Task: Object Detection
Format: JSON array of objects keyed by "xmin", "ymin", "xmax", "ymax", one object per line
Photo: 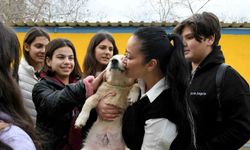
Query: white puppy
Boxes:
[{"xmin": 75, "ymin": 54, "xmax": 140, "ymax": 150}]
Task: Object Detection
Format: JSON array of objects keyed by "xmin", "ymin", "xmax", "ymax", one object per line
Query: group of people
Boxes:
[{"xmin": 0, "ymin": 11, "xmax": 249, "ymax": 150}]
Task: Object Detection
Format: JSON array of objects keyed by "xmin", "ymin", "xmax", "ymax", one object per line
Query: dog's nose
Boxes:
[{"xmin": 111, "ymin": 59, "xmax": 118, "ymax": 65}]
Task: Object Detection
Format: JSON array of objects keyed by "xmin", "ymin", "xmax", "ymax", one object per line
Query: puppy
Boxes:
[{"xmin": 75, "ymin": 54, "xmax": 140, "ymax": 150}]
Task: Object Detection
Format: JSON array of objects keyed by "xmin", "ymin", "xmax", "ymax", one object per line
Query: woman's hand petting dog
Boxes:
[
  {"xmin": 96, "ymin": 92, "xmax": 123, "ymax": 121},
  {"xmin": 92, "ymin": 70, "xmax": 106, "ymax": 92},
  {"xmin": 83, "ymin": 70, "xmax": 106, "ymax": 97}
]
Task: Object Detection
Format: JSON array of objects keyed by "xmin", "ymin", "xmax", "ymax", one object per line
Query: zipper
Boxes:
[{"xmin": 189, "ymin": 67, "xmax": 199, "ymax": 86}]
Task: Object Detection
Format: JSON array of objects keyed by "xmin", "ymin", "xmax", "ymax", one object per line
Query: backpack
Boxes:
[{"xmin": 216, "ymin": 63, "xmax": 229, "ymax": 122}]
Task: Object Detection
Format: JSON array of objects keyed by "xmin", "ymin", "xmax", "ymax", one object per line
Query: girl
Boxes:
[
  {"xmin": 81, "ymin": 31, "xmax": 121, "ymax": 144},
  {"xmin": 32, "ymin": 38, "xmax": 103, "ymax": 150},
  {"xmin": 82, "ymin": 31, "xmax": 119, "ymax": 77},
  {"xmin": 0, "ymin": 21, "xmax": 41, "ymax": 150},
  {"xmin": 19, "ymin": 27, "xmax": 50, "ymax": 124}
]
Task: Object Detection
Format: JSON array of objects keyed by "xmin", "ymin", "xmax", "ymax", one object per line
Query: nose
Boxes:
[
  {"xmin": 64, "ymin": 57, "xmax": 71, "ymax": 64},
  {"xmin": 104, "ymin": 47, "xmax": 110, "ymax": 53},
  {"xmin": 122, "ymin": 57, "xmax": 127, "ymax": 67},
  {"xmin": 183, "ymin": 39, "xmax": 187, "ymax": 47},
  {"xmin": 41, "ymin": 46, "xmax": 46, "ymax": 53},
  {"xmin": 111, "ymin": 59, "xmax": 118, "ymax": 65},
  {"xmin": 106, "ymin": 48, "xmax": 113, "ymax": 55}
]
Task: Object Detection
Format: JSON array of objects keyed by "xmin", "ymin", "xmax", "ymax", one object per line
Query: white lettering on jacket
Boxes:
[{"xmin": 190, "ymin": 92, "xmax": 207, "ymax": 96}]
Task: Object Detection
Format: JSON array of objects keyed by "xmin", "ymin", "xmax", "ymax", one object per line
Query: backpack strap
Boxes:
[{"xmin": 216, "ymin": 63, "xmax": 229, "ymax": 122}]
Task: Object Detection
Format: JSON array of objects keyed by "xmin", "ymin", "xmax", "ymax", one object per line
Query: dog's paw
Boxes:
[
  {"xmin": 74, "ymin": 118, "xmax": 84, "ymax": 128},
  {"xmin": 128, "ymin": 95, "xmax": 138, "ymax": 104},
  {"xmin": 128, "ymin": 95, "xmax": 138, "ymax": 105},
  {"xmin": 75, "ymin": 117, "xmax": 87, "ymax": 128},
  {"xmin": 128, "ymin": 83, "xmax": 140, "ymax": 105},
  {"xmin": 74, "ymin": 114, "xmax": 89, "ymax": 128}
]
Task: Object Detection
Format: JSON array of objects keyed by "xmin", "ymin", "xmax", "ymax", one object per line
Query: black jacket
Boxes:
[
  {"xmin": 189, "ymin": 46, "xmax": 250, "ymax": 150},
  {"xmin": 32, "ymin": 76, "xmax": 86, "ymax": 150}
]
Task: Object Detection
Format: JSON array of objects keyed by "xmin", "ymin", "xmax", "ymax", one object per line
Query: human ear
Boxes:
[
  {"xmin": 24, "ymin": 43, "xmax": 30, "ymax": 52},
  {"xmin": 46, "ymin": 57, "xmax": 51, "ymax": 67},
  {"xmin": 207, "ymin": 34, "xmax": 215, "ymax": 46},
  {"xmin": 146, "ymin": 59, "xmax": 157, "ymax": 72}
]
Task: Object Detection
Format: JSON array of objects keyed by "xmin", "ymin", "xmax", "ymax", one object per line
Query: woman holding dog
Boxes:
[
  {"xmin": 32, "ymin": 38, "xmax": 103, "ymax": 150},
  {"xmin": 121, "ymin": 27, "xmax": 196, "ymax": 150}
]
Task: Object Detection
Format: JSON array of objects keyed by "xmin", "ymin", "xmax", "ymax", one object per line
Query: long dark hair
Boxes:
[
  {"xmin": 82, "ymin": 31, "xmax": 119, "ymax": 77},
  {"xmin": 23, "ymin": 27, "xmax": 50, "ymax": 65},
  {"xmin": 133, "ymin": 26, "xmax": 196, "ymax": 148},
  {"xmin": 43, "ymin": 38, "xmax": 82, "ymax": 79},
  {"xmin": 0, "ymin": 21, "xmax": 42, "ymax": 149},
  {"xmin": 0, "ymin": 141, "xmax": 13, "ymax": 150}
]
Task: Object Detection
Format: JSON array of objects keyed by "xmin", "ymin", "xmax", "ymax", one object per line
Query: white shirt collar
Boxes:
[{"xmin": 139, "ymin": 77, "xmax": 169, "ymax": 103}]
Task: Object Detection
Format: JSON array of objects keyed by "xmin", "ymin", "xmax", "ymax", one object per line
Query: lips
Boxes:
[
  {"xmin": 61, "ymin": 67, "xmax": 72, "ymax": 72},
  {"xmin": 101, "ymin": 57, "xmax": 110, "ymax": 61},
  {"xmin": 184, "ymin": 49, "xmax": 189, "ymax": 55},
  {"xmin": 37, "ymin": 54, "xmax": 45, "ymax": 59},
  {"xmin": 38, "ymin": 56, "xmax": 45, "ymax": 59}
]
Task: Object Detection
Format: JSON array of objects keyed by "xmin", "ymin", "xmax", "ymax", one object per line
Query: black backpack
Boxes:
[{"xmin": 216, "ymin": 63, "xmax": 229, "ymax": 122}]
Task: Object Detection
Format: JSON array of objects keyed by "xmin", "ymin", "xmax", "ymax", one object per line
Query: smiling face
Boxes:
[
  {"xmin": 25, "ymin": 36, "xmax": 49, "ymax": 69},
  {"xmin": 95, "ymin": 38, "xmax": 114, "ymax": 68},
  {"xmin": 46, "ymin": 46, "xmax": 75, "ymax": 82}
]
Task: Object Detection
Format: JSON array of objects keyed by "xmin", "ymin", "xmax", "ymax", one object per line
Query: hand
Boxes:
[
  {"xmin": 83, "ymin": 70, "xmax": 105, "ymax": 97},
  {"xmin": 96, "ymin": 92, "xmax": 122, "ymax": 121},
  {"xmin": 92, "ymin": 70, "xmax": 105, "ymax": 92},
  {"xmin": 83, "ymin": 76, "xmax": 95, "ymax": 97}
]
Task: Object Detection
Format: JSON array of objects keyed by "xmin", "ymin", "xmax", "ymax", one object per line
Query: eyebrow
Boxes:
[
  {"xmin": 56, "ymin": 53, "xmax": 74, "ymax": 56},
  {"xmin": 99, "ymin": 44, "xmax": 112, "ymax": 46},
  {"xmin": 183, "ymin": 32, "xmax": 194, "ymax": 38},
  {"xmin": 34, "ymin": 43, "xmax": 44, "ymax": 45}
]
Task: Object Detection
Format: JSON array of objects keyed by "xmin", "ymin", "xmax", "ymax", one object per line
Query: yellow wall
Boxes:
[
  {"xmin": 220, "ymin": 35, "xmax": 250, "ymax": 84},
  {"xmin": 16, "ymin": 33, "xmax": 250, "ymax": 84}
]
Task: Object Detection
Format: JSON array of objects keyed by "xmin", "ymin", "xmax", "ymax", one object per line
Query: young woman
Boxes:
[
  {"xmin": 82, "ymin": 31, "xmax": 119, "ymax": 77},
  {"xmin": 32, "ymin": 38, "xmax": 103, "ymax": 150},
  {"xmin": 18, "ymin": 27, "xmax": 50, "ymax": 124},
  {"xmin": 0, "ymin": 21, "xmax": 41, "ymax": 150},
  {"xmin": 121, "ymin": 27, "xmax": 196, "ymax": 150},
  {"xmin": 82, "ymin": 30, "xmax": 121, "ymax": 141}
]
